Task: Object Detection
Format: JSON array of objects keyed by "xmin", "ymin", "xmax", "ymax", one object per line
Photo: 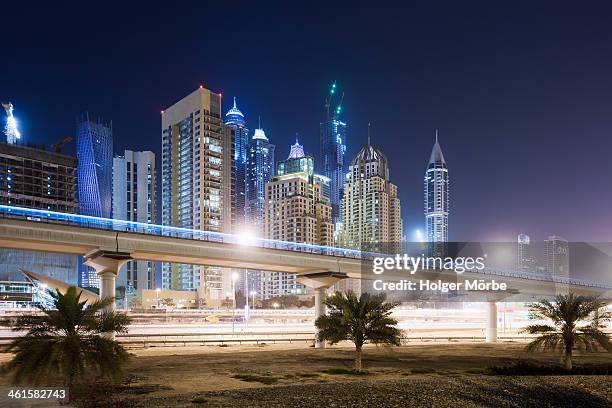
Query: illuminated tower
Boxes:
[
  {"xmin": 424, "ymin": 131, "xmax": 449, "ymax": 244},
  {"xmin": 245, "ymin": 127, "xmax": 275, "ymax": 233},
  {"xmin": 225, "ymin": 97, "xmax": 249, "ymax": 227},
  {"xmin": 76, "ymin": 113, "xmax": 113, "ymax": 218},
  {"xmin": 76, "ymin": 113, "xmax": 113, "ymax": 288},
  {"xmin": 161, "ymin": 87, "xmax": 235, "ymax": 302},
  {"xmin": 319, "ymin": 82, "xmax": 347, "ymax": 224}
]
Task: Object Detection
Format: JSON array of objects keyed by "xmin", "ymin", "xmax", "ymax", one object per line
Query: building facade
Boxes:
[
  {"xmin": 161, "ymin": 87, "xmax": 235, "ymax": 303},
  {"xmin": 319, "ymin": 113, "xmax": 347, "ymax": 225},
  {"xmin": 424, "ymin": 132, "xmax": 449, "ymax": 245},
  {"xmin": 342, "ymin": 139, "xmax": 403, "ymax": 246},
  {"xmin": 0, "ymin": 142, "xmax": 79, "ymax": 286},
  {"xmin": 225, "ymin": 98, "xmax": 249, "ymax": 228},
  {"xmin": 262, "ymin": 141, "xmax": 334, "ymax": 298},
  {"xmin": 76, "ymin": 114, "xmax": 113, "ymax": 218},
  {"xmin": 112, "ymin": 150, "xmax": 156, "ymax": 295},
  {"xmin": 245, "ymin": 128, "xmax": 275, "ymax": 232},
  {"xmin": 544, "ymin": 235, "xmax": 570, "ymax": 277}
]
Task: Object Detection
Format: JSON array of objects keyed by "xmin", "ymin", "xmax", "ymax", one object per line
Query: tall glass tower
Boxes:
[
  {"xmin": 245, "ymin": 128, "xmax": 275, "ymax": 232},
  {"xmin": 424, "ymin": 131, "xmax": 449, "ymax": 244},
  {"xmin": 76, "ymin": 114, "xmax": 113, "ymax": 218},
  {"xmin": 319, "ymin": 82, "xmax": 347, "ymax": 224},
  {"xmin": 76, "ymin": 113, "xmax": 113, "ymax": 288},
  {"xmin": 225, "ymin": 98, "xmax": 249, "ymax": 227}
]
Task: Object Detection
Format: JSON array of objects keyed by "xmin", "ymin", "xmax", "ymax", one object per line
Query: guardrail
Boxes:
[{"xmin": 0, "ymin": 333, "xmax": 542, "ymax": 349}]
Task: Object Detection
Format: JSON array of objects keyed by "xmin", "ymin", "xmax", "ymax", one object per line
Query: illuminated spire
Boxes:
[
  {"xmin": 367, "ymin": 122, "xmax": 371, "ymax": 146},
  {"xmin": 225, "ymin": 97, "xmax": 244, "ymax": 119},
  {"xmin": 288, "ymin": 139, "xmax": 305, "ymax": 159},
  {"xmin": 428, "ymin": 130, "xmax": 446, "ymax": 165}
]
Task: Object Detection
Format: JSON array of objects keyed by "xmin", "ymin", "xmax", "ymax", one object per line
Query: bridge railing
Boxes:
[{"xmin": 0, "ymin": 205, "xmax": 368, "ymax": 260}]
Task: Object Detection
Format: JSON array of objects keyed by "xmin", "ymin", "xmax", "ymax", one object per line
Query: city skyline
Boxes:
[{"xmin": 3, "ymin": 3, "xmax": 612, "ymax": 242}]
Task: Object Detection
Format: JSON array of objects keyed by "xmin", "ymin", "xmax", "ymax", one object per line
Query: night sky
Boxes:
[{"xmin": 3, "ymin": 2, "xmax": 612, "ymax": 242}]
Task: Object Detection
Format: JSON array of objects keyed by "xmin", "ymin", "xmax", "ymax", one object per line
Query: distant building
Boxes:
[
  {"xmin": 0, "ymin": 142, "xmax": 79, "ymax": 286},
  {"xmin": 161, "ymin": 87, "xmax": 235, "ymax": 304},
  {"xmin": 517, "ymin": 233, "xmax": 535, "ymax": 272},
  {"xmin": 245, "ymin": 128, "xmax": 275, "ymax": 232},
  {"xmin": 112, "ymin": 150, "xmax": 156, "ymax": 295},
  {"xmin": 225, "ymin": 98, "xmax": 249, "ymax": 228},
  {"xmin": 545, "ymin": 235, "xmax": 569, "ymax": 277},
  {"xmin": 319, "ymin": 82, "xmax": 347, "ymax": 224},
  {"xmin": 262, "ymin": 140, "xmax": 334, "ymax": 298},
  {"xmin": 424, "ymin": 131, "xmax": 449, "ymax": 247}
]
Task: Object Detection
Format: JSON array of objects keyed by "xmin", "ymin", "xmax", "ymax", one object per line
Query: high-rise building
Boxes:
[
  {"xmin": 76, "ymin": 114, "xmax": 113, "ymax": 218},
  {"xmin": 225, "ymin": 98, "xmax": 249, "ymax": 228},
  {"xmin": 112, "ymin": 150, "xmax": 156, "ymax": 295},
  {"xmin": 342, "ymin": 136, "xmax": 403, "ymax": 248},
  {"xmin": 319, "ymin": 82, "xmax": 347, "ymax": 224},
  {"xmin": 245, "ymin": 128, "xmax": 275, "ymax": 232},
  {"xmin": 76, "ymin": 114, "xmax": 113, "ymax": 288},
  {"xmin": 262, "ymin": 141, "xmax": 334, "ymax": 298},
  {"xmin": 0, "ymin": 142, "xmax": 79, "ymax": 285},
  {"xmin": 517, "ymin": 233, "xmax": 535, "ymax": 272},
  {"xmin": 544, "ymin": 235, "xmax": 569, "ymax": 277},
  {"xmin": 424, "ymin": 131, "xmax": 449, "ymax": 244},
  {"xmin": 340, "ymin": 135, "xmax": 403, "ymax": 294},
  {"xmin": 161, "ymin": 87, "xmax": 235, "ymax": 303}
]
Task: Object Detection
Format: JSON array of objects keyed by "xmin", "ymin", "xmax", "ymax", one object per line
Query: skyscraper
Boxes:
[
  {"xmin": 245, "ymin": 128, "xmax": 275, "ymax": 232},
  {"xmin": 517, "ymin": 233, "xmax": 534, "ymax": 272},
  {"xmin": 319, "ymin": 82, "xmax": 347, "ymax": 225},
  {"xmin": 262, "ymin": 140, "xmax": 334, "ymax": 298},
  {"xmin": 545, "ymin": 235, "xmax": 570, "ymax": 277},
  {"xmin": 76, "ymin": 113, "xmax": 113, "ymax": 288},
  {"xmin": 112, "ymin": 150, "xmax": 156, "ymax": 295},
  {"xmin": 161, "ymin": 87, "xmax": 235, "ymax": 303},
  {"xmin": 424, "ymin": 131, "xmax": 449, "ymax": 244},
  {"xmin": 76, "ymin": 114, "xmax": 113, "ymax": 218},
  {"xmin": 0, "ymin": 142, "xmax": 79, "ymax": 285},
  {"xmin": 225, "ymin": 98, "xmax": 249, "ymax": 227},
  {"xmin": 342, "ymin": 134, "xmax": 403, "ymax": 248}
]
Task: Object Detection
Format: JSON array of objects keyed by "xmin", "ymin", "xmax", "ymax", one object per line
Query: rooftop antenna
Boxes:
[
  {"xmin": 367, "ymin": 122, "xmax": 371, "ymax": 146},
  {"xmin": 435, "ymin": 128, "xmax": 438, "ymax": 143},
  {"xmin": 258, "ymin": 115, "xmax": 261, "ymax": 129}
]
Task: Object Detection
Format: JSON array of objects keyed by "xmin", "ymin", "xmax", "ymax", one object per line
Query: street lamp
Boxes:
[
  {"xmin": 272, "ymin": 302, "xmax": 279, "ymax": 310},
  {"xmin": 156, "ymin": 288, "xmax": 161, "ymax": 309}
]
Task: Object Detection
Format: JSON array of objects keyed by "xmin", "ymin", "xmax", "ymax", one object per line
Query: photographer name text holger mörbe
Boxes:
[{"xmin": 372, "ymin": 279, "xmax": 507, "ymax": 293}]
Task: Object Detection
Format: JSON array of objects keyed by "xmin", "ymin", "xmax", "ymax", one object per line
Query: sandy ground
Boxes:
[{"xmin": 1, "ymin": 342, "xmax": 611, "ymax": 406}]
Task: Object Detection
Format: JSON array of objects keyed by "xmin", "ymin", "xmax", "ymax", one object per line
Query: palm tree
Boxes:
[
  {"xmin": 315, "ymin": 291, "xmax": 403, "ymax": 372},
  {"xmin": 1, "ymin": 286, "xmax": 131, "ymax": 390},
  {"xmin": 523, "ymin": 293, "xmax": 612, "ymax": 370}
]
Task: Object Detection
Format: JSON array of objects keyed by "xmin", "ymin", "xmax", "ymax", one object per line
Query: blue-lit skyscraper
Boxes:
[
  {"xmin": 319, "ymin": 82, "xmax": 347, "ymax": 224},
  {"xmin": 76, "ymin": 113, "xmax": 113, "ymax": 288},
  {"xmin": 76, "ymin": 114, "xmax": 113, "ymax": 218},
  {"xmin": 245, "ymin": 127, "xmax": 275, "ymax": 232},
  {"xmin": 424, "ymin": 131, "xmax": 449, "ymax": 244},
  {"xmin": 225, "ymin": 97, "xmax": 249, "ymax": 227}
]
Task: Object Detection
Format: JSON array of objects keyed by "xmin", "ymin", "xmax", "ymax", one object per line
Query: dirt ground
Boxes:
[
  {"xmin": 1, "ymin": 341, "xmax": 611, "ymax": 406},
  {"xmin": 122, "ymin": 341, "xmax": 612, "ymax": 395}
]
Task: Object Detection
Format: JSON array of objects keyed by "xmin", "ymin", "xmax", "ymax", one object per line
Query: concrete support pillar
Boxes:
[
  {"xmin": 84, "ymin": 250, "xmax": 132, "ymax": 339},
  {"xmin": 485, "ymin": 301, "xmax": 498, "ymax": 343},
  {"xmin": 314, "ymin": 287, "xmax": 327, "ymax": 349},
  {"xmin": 297, "ymin": 271, "xmax": 348, "ymax": 351}
]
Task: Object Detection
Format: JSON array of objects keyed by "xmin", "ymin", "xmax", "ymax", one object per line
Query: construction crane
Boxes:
[
  {"xmin": 51, "ymin": 136, "xmax": 73, "ymax": 153},
  {"xmin": 324, "ymin": 81, "xmax": 344, "ymax": 118}
]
